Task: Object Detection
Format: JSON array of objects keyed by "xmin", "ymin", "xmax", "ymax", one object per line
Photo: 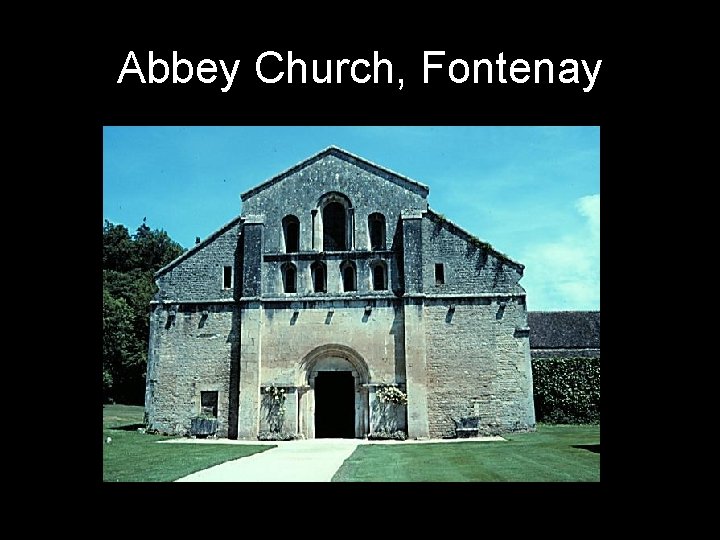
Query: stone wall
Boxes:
[
  {"xmin": 145, "ymin": 303, "xmax": 237, "ymax": 437},
  {"xmin": 241, "ymin": 153, "xmax": 428, "ymax": 299},
  {"xmin": 424, "ymin": 298, "xmax": 535, "ymax": 438},
  {"xmin": 419, "ymin": 212, "xmax": 534, "ymax": 438},
  {"xmin": 260, "ymin": 301, "xmax": 404, "ymax": 387},
  {"xmin": 263, "ymin": 251, "xmax": 396, "ymax": 297},
  {"xmin": 421, "ymin": 212, "xmax": 523, "ymax": 295},
  {"xmin": 241, "ymin": 152, "xmax": 428, "ymax": 255},
  {"xmin": 155, "ymin": 218, "xmax": 242, "ymax": 302}
]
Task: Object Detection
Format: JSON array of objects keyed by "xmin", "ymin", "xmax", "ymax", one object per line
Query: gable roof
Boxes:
[
  {"xmin": 240, "ymin": 146, "xmax": 430, "ymax": 201},
  {"xmin": 528, "ymin": 311, "xmax": 600, "ymax": 349},
  {"xmin": 154, "ymin": 214, "xmax": 243, "ymax": 278}
]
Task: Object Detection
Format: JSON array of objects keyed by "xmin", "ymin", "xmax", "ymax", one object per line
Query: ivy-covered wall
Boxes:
[{"xmin": 531, "ymin": 357, "xmax": 600, "ymax": 424}]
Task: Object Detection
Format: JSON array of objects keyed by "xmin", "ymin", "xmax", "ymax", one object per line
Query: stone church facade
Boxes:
[{"xmin": 144, "ymin": 147, "xmax": 536, "ymax": 439}]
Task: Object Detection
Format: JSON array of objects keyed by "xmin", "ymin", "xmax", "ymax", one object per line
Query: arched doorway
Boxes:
[
  {"xmin": 314, "ymin": 370, "xmax": 355, "ymax": 438},
  {"xmin": 297, "ymin": 345, "xmax": 369, "ymax": 439}
]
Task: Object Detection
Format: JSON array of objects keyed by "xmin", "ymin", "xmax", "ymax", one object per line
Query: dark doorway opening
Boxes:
[{"xmin": 314, "ymin": 371, "xmax": 355, "ymax": 438}]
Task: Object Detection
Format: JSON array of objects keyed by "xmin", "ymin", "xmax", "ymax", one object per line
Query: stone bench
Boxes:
[
  {"xmin": 190, "ymin": 417, "xmax": 218, "ymax": 438},
  {"xmin": 452, "ymin": 416, "xmax": 480, "ymax": 438}
]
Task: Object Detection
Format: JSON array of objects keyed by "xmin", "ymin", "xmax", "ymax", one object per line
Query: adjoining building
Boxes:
[
  {"xmin": 528, "ymin": 311, "xmax": 600, "ymax": 359},
  {"xmin": 144, "ymin": 147, "xmax": 536, "ymax": 439}
]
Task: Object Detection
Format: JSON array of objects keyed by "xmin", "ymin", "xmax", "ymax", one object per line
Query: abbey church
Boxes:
[{"xmin": 144, "ymin": 146, "xmax": 536, "ymax": 439}]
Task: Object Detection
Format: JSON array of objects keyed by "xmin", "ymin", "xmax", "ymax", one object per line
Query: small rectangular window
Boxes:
[
  {"xmin": 201, "ymin": 391, "xmax": 218, "ymax": 417},
  {"xmin": 435, "ymin": 263, "xmax": 445, "ymax": 285},
  {"xmin": 223, "ymin": 266, "xmax": 232, "ymax": 289}
]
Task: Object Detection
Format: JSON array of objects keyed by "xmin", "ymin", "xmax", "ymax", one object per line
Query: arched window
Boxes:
[
  {"xmin": 315, "ymin": 192, "xmax": 353, "ymax": 252},
  {"xmin": 323, "ymin": 202, "xmax": 346, "ymax": 251},
  {"xmin": 282, "ymin": 262, "xmax": 297, "ymax": 293},
  {"xmin": 311, "ymin": 261, "xmax": 327, "ymax": 293},
  {"xmin": 340, "ymin": 261, "xmax": 356, "ymax": 292},
  {"xmin": 368, "ymin": 213, "xmax": 386, "ymax": 250},
  {"xmin": 371, "ymin": 261, "xmax": 387, "ymax": 291},
  {"xmin": 282, "ymin": 215, "xmax": 300, "ymax": 253}
]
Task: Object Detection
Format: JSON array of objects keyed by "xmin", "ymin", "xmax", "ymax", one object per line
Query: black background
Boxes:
[{"xmin": 97, "ymin": 42, "xmax": 610, "ymax": 124}]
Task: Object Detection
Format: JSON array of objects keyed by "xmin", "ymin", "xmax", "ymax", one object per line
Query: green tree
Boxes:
[
  {"xmin": 132, "ymin": 218, "xmax": 184, "ymax": 271},
  {"xmin": 103, "ymin": 221, "xmax": 133, "ymax": 272},
  {"xmin": 102, "ymin": 219, "xmax": 184, "ymax": 403},
  {"xmin": 103, "ymin": 289, "xmax": 137, "ymax": 401}
]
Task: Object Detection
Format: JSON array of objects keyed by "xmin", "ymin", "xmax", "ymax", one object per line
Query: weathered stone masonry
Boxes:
[{"xmin": 145, "ymin": 146, "xmax": 536, "ymax": 439}]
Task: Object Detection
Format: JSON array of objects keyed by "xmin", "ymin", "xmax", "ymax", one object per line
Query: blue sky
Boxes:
[{"xmin": 103, "ymin": 126, "xmax": 599, "ymax": 311}]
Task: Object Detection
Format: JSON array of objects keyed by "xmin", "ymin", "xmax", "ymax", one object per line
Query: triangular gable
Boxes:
[
  {"xmin": 240, "ymin": 146, "xmax": 430, "ymax": 202},
  {"xmin": 154, "ymin": 214, "xmax": 243, "ymax": 278},
  {"xmin": 425, "ymin": 208, "xmax": 524, "ymax": 271}
]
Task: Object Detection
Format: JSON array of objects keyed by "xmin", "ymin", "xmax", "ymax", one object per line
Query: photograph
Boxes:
[{"xmin": 103, "ymin": 126, "xmax": 600, "ymax": 482}]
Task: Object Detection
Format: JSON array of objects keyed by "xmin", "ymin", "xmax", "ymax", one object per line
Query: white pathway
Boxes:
[
  {"xmin": 174, "ymin": 438, "xmax": 360, "ymax": 482},
  {"xmin": 167, "ymin": 436, "xmax": 504, "ymax": 482}
]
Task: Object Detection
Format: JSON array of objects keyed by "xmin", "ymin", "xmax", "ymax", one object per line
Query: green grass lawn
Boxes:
[
  {"xmin": 332, "ymin": 424, "xmax": 600, "ymax": 482},
  {"xmin": 103, "ymin": 404, "xmax": 275, "ymax": 482}
]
